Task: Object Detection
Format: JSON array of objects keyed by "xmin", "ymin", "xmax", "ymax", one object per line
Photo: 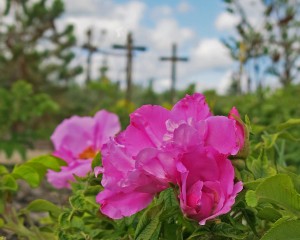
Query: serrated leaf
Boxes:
[
  {"xmin": 254, "ymin": 174, "xmax": 300, "ymax": 216},
  {"xmin": 0, "ymin": 165, "xmax": 8, "ymax": 175},
  {"xmin": 135, "ymin": 205, "xmax": 163, "ymax": 240},
  {"xmin": 30, "ymin": 155, "xmax": 67, "ymax": 171},
  {"xmin": 1, "ymin": 174, "xmax": 18, "ymax": 191},
  {"xmin": 261, "ymin": 220, "xmax": 300, "ymax": 240},
  {"xmin": 212, "ymin": 222, "xmax": 247, "ymax": 239},
  {"xmin": 59, "ymin": 211, "xmax": 72, "ymax": 228},
  {"xmin": 159, "ymin": 188, "xmax": 178, "ymax": 208},
  {"xmin": 26, "ymin": 199, "xmax": 61, "ymax": 219},
  {"xmin": 247, "ymin": 149, "xmax": 276, "ymax": 179},
  {"xmin": 69, "ymin": 194, "xmax": 86, "ymax": 210},
  {"xmin": 12, "ymin": 165, "xmax": 40, "ymax": 188}
]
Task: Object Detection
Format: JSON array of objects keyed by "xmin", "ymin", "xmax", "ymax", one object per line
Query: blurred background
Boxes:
[{"xmin": 0, "ymin": 0, "xmax": 299, "ymax": 166}]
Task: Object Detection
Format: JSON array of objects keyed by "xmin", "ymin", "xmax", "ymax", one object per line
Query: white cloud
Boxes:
[
  {"xmin": 151, "ymin": 5, "xmax": 173, "ymax": 19},
  {"xmin": 217, "ymin": 70, "xmax": 233, "ymax": 94},
  {"xmin": 177, "ymin": 1, "xmax": 191, "ymax": 13},
  {"xmin": 145, "ymin": 18, "xmax": 195, "ymax": 51},
  {"xmin": 57, "ymin": 1, "xmax": 146, "ymax": 46},
  {"xmin": 191, "ymin": 38, "xmax": 232, "ymax": 70},
  {"xmin": 56, "ymin": 1, "xmax": 234, "ymax": 93},
  {"xmin": 215, "ymin": 12, "xmax": 239, "ymax": 31}
]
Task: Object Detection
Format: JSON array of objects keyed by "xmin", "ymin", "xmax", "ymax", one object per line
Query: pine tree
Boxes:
[{"xmin": 0, "ymin": 0, "xmax": 82, "ymax": 91}]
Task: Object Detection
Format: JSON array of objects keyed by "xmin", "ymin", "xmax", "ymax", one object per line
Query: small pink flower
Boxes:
[
  {"xmin": 97, "ymin": 93, "xmax": 244, "ymax": 223},
  {"xmin": 47, "ymin": 110, "xmax": 120, "ymax": 189}
]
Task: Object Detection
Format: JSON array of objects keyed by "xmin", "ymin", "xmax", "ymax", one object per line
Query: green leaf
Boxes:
[
  {"xmin": 1, "ymin": 174, "xmax": 18, "ymax": 191},
  {"xmin": 12, "ymin": 165, "xmax": 40, "ymax": 188},
  {"xmin": 277, "ymin": 119, "xmax": 300, "ymax": 131},
  {"xmin": 212, "ymin": 222, "xmax": 247, "ymax": 239},
  {"xmin": 247, "ymin": 149, "xmax": 276, "ymax": 178},
  {"xmin": 257, "ymin": 207, "xmax": 281, "ymax": 222},
  {"xmin": 135, "ymin": 205, "xmax": 163, "ymax": 240},
  {"xmin": 261, "ymin": 220, "xmax": 300, "ymax": 240},
  {"xmin": 245, "ymin": 190, "xmax": 258, "ymax": 207},
  {"xmin": 69, "ymin": 194, "xmax": 86, "ymax": 210},
  {"xmin": 262, "ymin": 133, "xmax": 280, "ymax": 148},
  {"xmin": 0, "ymin": 193, "xmax": 4, "ymax": 214},
  {"xmin": 159, "ymin": 188, "xmax": 178, "ymax": 207},
  {"xmin": 30, "ymin": 155, "xmax": 67, "ymax": 171},
  {"xmin": 243, "ymin": 179, "xmax": 263, "ymax": 190},
  {"xmin": 0, "ymin": 218, "xmax": 4, "ymax": 228},
  {"xmin": 11, "ymin": 155, "xmax": 66, "ymax": 188},
  {"xmin": 26, "ymin": 199, "xmax": 61, "ymax": 219},
  {"xmin": 0, "ymin": 165, "xmax": 8, "ymax": 175},
  {"xmin": 91, "ymin": 152, "xmax": 102, "ymax": 170},
  {"xmin": 254, "ymin": 174, "xmax": 300, "ymax": 216},
  {"xmin": 58, "ymin": 211, "xmax": 72, "ymax": 228}
]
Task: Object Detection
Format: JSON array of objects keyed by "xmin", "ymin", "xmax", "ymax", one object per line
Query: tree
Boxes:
[
  {"xmin": 263, "ymin": 0, "xmax": 300, "ymax": 86},
  {"xmin": 222, "ymin": 0, "xmax": 300, "ymax": 89},
  {"xmin": 0, "ymin": 0, "xmax": 82, "ymax": 91}
]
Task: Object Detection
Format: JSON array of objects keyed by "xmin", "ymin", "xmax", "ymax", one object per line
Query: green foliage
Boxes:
[
  {"xmin": 246, "ymin": 174, "xmax": 300, "ymax": 217},
  {"xmin": 260, "ymin": 220, "xmax": 300, "ymax": 240},
  {"xmin": 12, "ymin": 155, "xmax": 66, "ymax": 188},
  {"xmin": 0, "ymin": 81, "xmax": 58, "ymax": 159},
  {"xmin": 25, "ymin": 199, "xmax": 61, "ymax": 219},
  {"xmin": 0, "ymin": 155, "xmax": 66, "ymax": 239},
  {"xmin": 0, "ymin": 0, "xmax": 82, "ymax": 90}
]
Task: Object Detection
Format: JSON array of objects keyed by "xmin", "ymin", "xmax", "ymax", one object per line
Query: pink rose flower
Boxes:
[
  {"xmin": 97, "ymin": 93, "xmax": 244, "ymax": 224},
  {"xmin": 47, "ymin": 110, "xmax": 120, "ymax": 189},
  {"xmin": 96, "ymin": 106, "xmax": 170, "ymax": 218}
]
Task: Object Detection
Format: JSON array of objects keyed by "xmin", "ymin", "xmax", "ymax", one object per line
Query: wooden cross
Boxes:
[
  {"xmin": 160, "ymin": 43, "xmax": 188, "ymax": 103},
  {"xmin": 82, "ymin": 28, "xmax": 98, "ymax": 83},
  {"xmin": 112, "ymin": 32, "xmax": 146, "ymax": 103}
]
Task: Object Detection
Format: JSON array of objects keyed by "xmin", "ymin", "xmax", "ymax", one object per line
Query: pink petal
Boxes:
[
  {"xmin": 93, "ymin": 110, "xmax": 121, "ymax": 150},
  {"xmin": 205, "ymin": 116, "xmax": 239, "ymax": 155},
  {"xmin": 172, "ymin": 124, "xmax": 204, "ymax": 151},
  {"xmin": 171, "ymin": 93, "xmax": 211, "ymax": 125},
  {"xmin": 186, "ymin": 180, "xmax": 204, "ymax": 207},
  {"xmin": 94, "ymin": 166, "xmax": 104, "ymax": 177},
  {"xmin": 136, "ymin": 148, "xmax": 178, "ymax": 183},
  {"xmin": 96, "ymin": 189, "xmax": 154, "ymax": 219},
  {"xmin": 180, "ymin": 147, "xmax": 222, "ymax": 186},
  {"xmin": 47, "ymin": 159, "xmax": 92, "ymax": 189},
  {"xmin": 51, "ymin": 116, "xmax": 94, "ymax": 162},
  {"xmin": 199, "ymin": 181, "xmax": 243, "ymax": 225},
  {"xmin": 101, "ymin": 139, "xmax": 134, "ymax": 190},
  {"xmin": 120, "ymin": 105, "xmax": 170, "ymax": 156},
  {"xmin": 229, "ymin": 107, "xmax": 245, "ymax": 150}
]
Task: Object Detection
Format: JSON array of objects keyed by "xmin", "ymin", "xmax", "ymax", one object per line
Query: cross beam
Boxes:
[
  {"xmin": 160, "ymin": 43, "xmax": 188, "ymax": 103},
  {"xmin": 82, "ymin": 29, "xmax": 98, "ymax": 83},
  {"xmin": 112, "ymin": 32, "xmax": 146, "ymax": 103}
]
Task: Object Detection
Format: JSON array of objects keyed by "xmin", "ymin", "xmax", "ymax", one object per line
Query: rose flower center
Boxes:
[{"xmin": 78, "ymin": 146, "xmax": 97, "ymax": 159}]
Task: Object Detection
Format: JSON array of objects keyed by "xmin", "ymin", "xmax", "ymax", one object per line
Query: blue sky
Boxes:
[
  {"xmin": 137, "ymin": 0, "xmax": 223, "ymax": 37},
  {"xmin": 58, "ymin": 0, "xmax": 265, "ymax": 93}
]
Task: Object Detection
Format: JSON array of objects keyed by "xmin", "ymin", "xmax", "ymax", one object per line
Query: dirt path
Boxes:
[{"xmin": 0, "ymin": 149, "xmax": 51, "ymax": 164}]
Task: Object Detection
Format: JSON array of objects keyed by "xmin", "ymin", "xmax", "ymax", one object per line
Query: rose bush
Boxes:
[{"xmin": 97, "ymin": 93, "xmax": 244, "ymax": 224}]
